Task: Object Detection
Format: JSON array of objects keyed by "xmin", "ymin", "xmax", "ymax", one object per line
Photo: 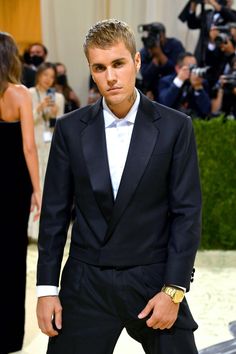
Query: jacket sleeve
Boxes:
[
  {"xmin": 158, "ymin": 77, "xmax": 181, "ymax": 107},
  {"xmin": 164, "ymin": 117, "xmax": 202, "ymax": 291},
  {"xmin": 37, "ymin": 118, "xmax": 74, "ymax": 286},
  {"xmin": 186, "ymin": 12, "xmax": 202, "ymax": 29},
  {"xmin": 220, "ymin": 7, "xmax": 236, "ymax": 22}
]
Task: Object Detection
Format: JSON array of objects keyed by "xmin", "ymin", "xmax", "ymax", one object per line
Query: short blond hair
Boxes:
[{"xmin": 83, "ymin": 19, "xmax": 137, "ymax": 60}]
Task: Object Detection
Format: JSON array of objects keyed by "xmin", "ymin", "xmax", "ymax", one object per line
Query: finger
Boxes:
[
  {"xmin": 138, "ymin": 300, "xmax": 153, "ymax": 319},
  {"xmin": 166, "ymin": 321, "xmax": 174, "ymax": 329},
  {"xmin": 152, "ymin": 319, "xmax": 169, "ymax": 330},
  {"xmin": 146, "ymin": 312, "xmax": 160, "ymax": 327},
  {"xmin": 54, "ymin": 307, "xmax": 62, "ymax": 330},
  {"xmin": 41, "ymin": 322, "xmax": 59, "ymax": 337},
  {"xmin": 38, "ymin": 316, "xmax": 59, "ymax": 337}
]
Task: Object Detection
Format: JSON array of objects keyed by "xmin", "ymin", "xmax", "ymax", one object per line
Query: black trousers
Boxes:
[{"xmin": 47, "ymin": 257, "xmax": 198, "ymax": 354}]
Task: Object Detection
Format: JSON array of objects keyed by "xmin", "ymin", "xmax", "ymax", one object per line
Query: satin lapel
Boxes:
[
  {"xmin": 105, "ymin": 95, "xmax": 161, "ymax": 240},
  {"xmin": 81, "ymin": 102, "xmax": 114, "ymax": 223}
]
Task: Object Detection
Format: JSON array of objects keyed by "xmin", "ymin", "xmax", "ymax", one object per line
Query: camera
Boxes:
[
  {"xmin": 138, "ymin": 22, "xmax": 165, "ymax": 49},
  {"xmin": 189, "ymin": 64, "xmax": 210, "ymax": 78},
  {"xmin": 213, "ymin": 25, "xmax": 231, "ymax": 46},
  {"xmin": 222, "ymin": 71, "xmax": 236, "ymax": 89}
]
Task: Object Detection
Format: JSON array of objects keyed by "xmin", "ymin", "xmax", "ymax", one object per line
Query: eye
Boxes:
[
  {"xmin": 93, "ymin": 65, "xmax": 105, "ymax": 73},
  {"xmin": 113, "ymin": 61, "xmax": 124, "ymax": 68}
]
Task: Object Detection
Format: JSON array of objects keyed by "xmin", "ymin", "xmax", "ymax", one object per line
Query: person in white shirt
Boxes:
[{"xmin": 36, "ymin": 19, "xmax": 201, "ymax": 354}]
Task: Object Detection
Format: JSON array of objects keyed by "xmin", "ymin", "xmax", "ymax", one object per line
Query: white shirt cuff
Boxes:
[
  {"xmin": 37, "ymin": 285, "xmax": 59, "ymax": 297},
  {"xmin": 170, "ymin": 284, "xmax": 186, "ymax": 292},
  {"xmin": 173, "ymin": 77, "xmax": 184, "ymax": 88}
]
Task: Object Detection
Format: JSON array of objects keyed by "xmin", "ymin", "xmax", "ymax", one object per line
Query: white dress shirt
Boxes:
[
  {"xmin": 103, "ymin": 90, "xmax": 140, "ymax": 199},
  {"xmin": 37, "ymin": 90, "xmax": 140, "ymax": 297}
]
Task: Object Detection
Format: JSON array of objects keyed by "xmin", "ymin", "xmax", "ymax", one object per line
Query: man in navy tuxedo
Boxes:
[{"xmin": 36, "ymin": 19, "xmax": 202, "ymax": 354}]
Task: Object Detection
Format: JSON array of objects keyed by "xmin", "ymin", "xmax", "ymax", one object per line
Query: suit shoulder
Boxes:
[
  {"xmin": 153, "ymin": 101, "xmax": 191, "ymax": 125},
  {"xmin": 57, "ymin": 102, "xmax": 100, "ymax": 128}
]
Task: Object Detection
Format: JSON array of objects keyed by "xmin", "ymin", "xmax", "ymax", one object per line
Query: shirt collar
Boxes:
[{"xmin": 103, "ymin": 89, "xmax": 140, "ymax": 128}]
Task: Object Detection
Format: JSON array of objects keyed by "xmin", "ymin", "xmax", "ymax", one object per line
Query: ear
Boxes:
[{"xmin": 134, "ymin": 52, "xmax": 141, "ymax": 72}]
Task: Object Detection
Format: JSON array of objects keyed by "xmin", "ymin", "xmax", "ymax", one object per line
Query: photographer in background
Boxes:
[
  {"xmin": 204, "ymin": 23, "xmax": 236, "ymax": 97},
  {"xmin": 182, "ymin": 0, "xmax": 236, "ymax": 65},
  {"xmin": 212, "ymin": 56, "xmax": 236, "ymax": 117},
  {"xmin": 139, "ymin": 22, "xmax": 185, "ymax": 100},
  {"xmin": 158, "ymin": 52, "xmax": 211, "ymax": 119}
]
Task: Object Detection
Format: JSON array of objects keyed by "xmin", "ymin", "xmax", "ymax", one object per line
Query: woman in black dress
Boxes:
[{"xmin": 0, "ymin": 32, "xmax": 41, "ymax": 354}]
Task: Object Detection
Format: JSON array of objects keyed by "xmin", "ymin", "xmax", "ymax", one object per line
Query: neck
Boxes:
[
  {"xmin": 36, "ymin": 84, "xmax": 47, "ymax": 92},
  {"xmin": 106, "ymin": 90, "xmax": 137, "ymax": 119}
]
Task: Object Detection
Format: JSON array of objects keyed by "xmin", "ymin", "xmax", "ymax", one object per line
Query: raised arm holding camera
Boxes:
[
  {"xmin": 203, "ymin": 22, "xmax": 236, "ymax": 98},
  {"xmin": 211, "ymin": 55, "xmax": 236, "ymax": 117},
  {"xmin": 139, "ymin": 22, "xmax": 185, "ymax": 100},
  {"xmin": 180, "ymin": 0, "xmax": 236, "ymax": 65},
  {"xmin": 158, "ymin": 52, "xmax": 211, "ymax": 118}
]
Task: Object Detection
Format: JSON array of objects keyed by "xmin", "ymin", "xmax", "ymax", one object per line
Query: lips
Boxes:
[{"xmin": 107, "ymin": 87, "xmax": 121, "ymax": 92}]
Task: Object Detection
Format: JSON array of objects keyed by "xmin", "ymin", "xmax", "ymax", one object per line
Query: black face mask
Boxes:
[
  {"xmin": 56, "ymin": 74, "xmax": 67, "ymax": 86},
  {"xmin": 30, "ymin": 55, "xmax": 44, "ymax": 67}
]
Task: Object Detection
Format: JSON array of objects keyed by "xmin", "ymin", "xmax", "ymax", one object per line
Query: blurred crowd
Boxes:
[
  {"xmin": 139, "ymin": 0, "xmax": 236, "ymax": 120},
  {"xmin": 20, "ymin": 0, "xmax": 236, "ymax": 123}
]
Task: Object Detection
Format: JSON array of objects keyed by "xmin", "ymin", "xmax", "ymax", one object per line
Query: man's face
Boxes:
[
  {"xmin": 29, "ymin": 44, "xmax": 46, "ymax": 59},
  {"xmin": 182, "ymin": 56, "xmax": 197, "ymax": 68},
  {"xmin": 88, "ymin": 41, "xmax": 141, "ymax": 117}
]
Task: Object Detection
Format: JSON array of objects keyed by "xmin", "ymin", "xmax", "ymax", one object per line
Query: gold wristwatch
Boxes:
[{"xmin": 161, "ymin": 286, "xmax": 185, "ymax": 304}]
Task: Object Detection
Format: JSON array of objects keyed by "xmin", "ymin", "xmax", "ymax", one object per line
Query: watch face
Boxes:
[{"xmin": 174, "ymin": 291, "xmax": 184, "ymax": 303}]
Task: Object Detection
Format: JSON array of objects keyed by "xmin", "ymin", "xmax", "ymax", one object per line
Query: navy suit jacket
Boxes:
[
  {"xmin": 37, "ymin": 93, "xmax": 202, "ymax": 292},
  {"xmin": 158, "ymin": 74, "xmax": 211, "ymax": 118}
]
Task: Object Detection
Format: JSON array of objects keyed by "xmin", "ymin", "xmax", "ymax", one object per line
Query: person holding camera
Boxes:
[
  {"xmin": 28, "ymin": 62, "xmax": 65, "ymax": 240},
  {"xmin": 29, "ymin": 62, "xmax": 64, "ymax": 176},
  {"xmin": 203, "ymin": 23, "xmax": 236, "ymax": 98},
  {"xmin": 139, "ymin": 22, "xmax": 185, "ymax": 100},
  {"xmin": 158, "ymin": 52, "xmax": 211, "ymax": 118},
  {"xmin": 183, "ymin": 0, "xmax": 236, "ymax": 65},
  {"xmin": 211, "ymin": 55, "xmax": 236, "ymax": 117}
]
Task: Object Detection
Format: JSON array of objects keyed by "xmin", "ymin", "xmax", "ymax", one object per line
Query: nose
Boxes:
[{"xmin": 106, "ymin": 67, "xmax": 117, "ymax": 86}]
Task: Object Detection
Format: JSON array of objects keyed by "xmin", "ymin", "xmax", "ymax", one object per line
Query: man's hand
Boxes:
[
  {"xmin": 190, "ymin": 72, "xmax": 204, "ymax": 90},
  {"xmin": 177, "ymin": 65, "xmax": 191, "ymax": 82},
  {"xmin": 206, "ymin": 0, "xmax": 222, "ymax": 12},
  {"xmin": 149, "ymin": 45, "xmax": 168, "ymax": 66},
  {"xmin": 37, "ymin": 296, "xmax": 62, "ymax": 337},
  {"xmin": 138, "ymin": 291, "xmax": 179, "ymax": 330}
]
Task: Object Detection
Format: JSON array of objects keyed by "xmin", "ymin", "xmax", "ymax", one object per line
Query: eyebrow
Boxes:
[{"xmin": 90, "ymin": 57, "xmax": 126, "ymax": 68}]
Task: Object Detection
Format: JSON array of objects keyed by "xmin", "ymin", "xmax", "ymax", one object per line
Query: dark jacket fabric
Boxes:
[
  {"xmin": 37, "ymin": 93, "xmax": 202, "ymax": 292},
  {"xmin": 158, "ymin": 73, "xmax": 211, "ymax": 118}
]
